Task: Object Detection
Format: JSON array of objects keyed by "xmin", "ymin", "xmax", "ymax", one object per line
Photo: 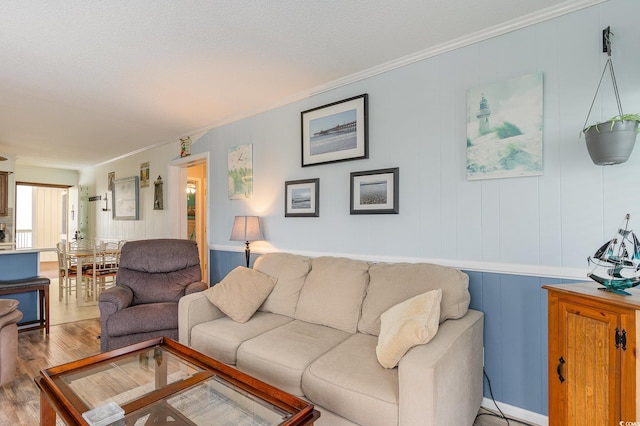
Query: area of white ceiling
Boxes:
[{"xmin": 0, "ymin": 0, "xmax": 604, "ymax": 170}]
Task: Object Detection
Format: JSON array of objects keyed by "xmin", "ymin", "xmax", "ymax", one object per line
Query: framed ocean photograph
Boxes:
[
  {"xmin": 228, "ymin": 144, "xmax": 253, "ymax": 199},
  {"xmin": 301, "ymin": 94, "xmax": 368, "ymax": 167},
  {"xmin": 350, "ymin": 167, "xmax": 398, "ymax": 214},
  {"xmin": 285, "ymin": 178, "xmax": 319, "ymax": 217},
  {"xmin": 466, "ymin": 72, "xmax": 543, "ymax": 180}
]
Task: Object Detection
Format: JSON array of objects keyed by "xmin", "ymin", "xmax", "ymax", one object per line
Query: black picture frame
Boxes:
[
  {"xmin": 350, "ymin": 168, "xmax": 399, "ymax": 214},
  {"xmin": 301, "ymin": 94, "xmax": 368, "ymax": 167},
  {"xmin": 285, "ymin": 178, "xmax": 319, "ymax": 217}
]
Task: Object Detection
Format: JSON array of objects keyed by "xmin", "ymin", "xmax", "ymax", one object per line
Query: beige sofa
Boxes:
[{"xmin": 178, "ymin": 253, "xmax": 484, "ymax": 426}]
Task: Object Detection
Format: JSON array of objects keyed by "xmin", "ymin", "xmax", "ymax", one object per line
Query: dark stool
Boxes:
[{"xmin": 0, "ymin": 276, "xmax": 50, "ymax": 334}]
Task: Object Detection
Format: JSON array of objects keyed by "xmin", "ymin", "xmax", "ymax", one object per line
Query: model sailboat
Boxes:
[{"xmin": 587, "ymin": 213, "xmax": 640, "ymax": 295}]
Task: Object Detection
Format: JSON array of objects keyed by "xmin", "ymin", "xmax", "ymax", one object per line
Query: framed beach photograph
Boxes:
[
  {"xmin": 301, "ymin": 94, "xmax": 368, "ymax": 167},
  {"xmin": 350, "ymin": 167, "xmax": 399, "ymax": 214},
  {"xmin": 285, "ymin": 178, "xmax": 319, "ymax": 217},
  {"xmin": 112, "ymin": 176, "xmax": 139, "ymax": 220}
]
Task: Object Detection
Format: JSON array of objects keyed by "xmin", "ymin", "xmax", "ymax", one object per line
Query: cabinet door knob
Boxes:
[{"xmin": 557, "ymin": 357, "xmax": 565, "ymax": 383}]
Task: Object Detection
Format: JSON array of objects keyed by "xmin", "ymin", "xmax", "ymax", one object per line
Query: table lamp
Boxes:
[{"xmin": 230, "ymin": 216, "xmax": 263, "ymax": 267}]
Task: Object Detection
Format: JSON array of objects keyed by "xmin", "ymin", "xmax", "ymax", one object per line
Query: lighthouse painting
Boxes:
[{"xmin": 466, "ymin": 73, "xmax": 543, "ymax": 180}]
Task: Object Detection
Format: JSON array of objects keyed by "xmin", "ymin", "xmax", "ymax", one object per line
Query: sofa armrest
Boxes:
[
  {"xmin": 398, "ymin": 309, "xmax": 484, "ymax": 426},
  {"xmin": 178, "ymin": 291, "xmax": 226, "ymax": 346},
  {"xmin": 185, "ymin": 281, "xmax": 208, "ymax": 294}
]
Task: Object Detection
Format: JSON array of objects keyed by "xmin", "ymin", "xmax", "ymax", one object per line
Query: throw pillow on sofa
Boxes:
[
  {"xmin": 376, "ymin": 288, "xmax": 442, "ymax": 369},
  {"xmin": 204, "ymin": 266, "xmax": 277, "ymax": 323}
]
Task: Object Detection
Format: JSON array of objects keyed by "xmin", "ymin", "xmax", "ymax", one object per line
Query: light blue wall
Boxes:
[
  {"xmin": 196, "ymin": 0, "xmax": 640, "ymax": 270},
  {"xmin": 193, "ymin": 1, "xmax": 640, "ymax": 418}
]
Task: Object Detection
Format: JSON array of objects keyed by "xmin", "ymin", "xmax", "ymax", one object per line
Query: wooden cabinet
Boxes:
[
  {"xmin": 544, "ymin": 283, "xmax": 638, "ymax": 425},
  {"xmin": 0, "ymin": 172, "xmax": 8, "ymax": 216}
]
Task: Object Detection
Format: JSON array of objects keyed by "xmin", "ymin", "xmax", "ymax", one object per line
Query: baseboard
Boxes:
[{"xmin": 481, "ymin": 398, "xmax": 548, "ymax": 426}]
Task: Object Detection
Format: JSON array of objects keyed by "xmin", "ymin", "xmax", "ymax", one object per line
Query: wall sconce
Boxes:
[{"xmin": 229, "ymin": 216, "xmax": 264, "ymax": 267}]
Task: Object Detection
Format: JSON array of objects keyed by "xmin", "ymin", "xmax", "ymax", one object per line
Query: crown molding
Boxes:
[
  {"xmin": 186, "ymin": 0, "xmax": 608, "ymax": 143},
  {"xmin": 310, "ymin": 0, "xmax": 608, "ymax": 95}
]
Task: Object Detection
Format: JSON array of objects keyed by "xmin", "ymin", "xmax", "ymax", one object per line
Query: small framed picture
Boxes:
[
  {"xmin": 140, "ymin": 162, "xmax": 150, "ymax": 188},
  {"xmin": 107, "ymin": 171, "xmax": 115, "ymax": 191},
  {"xmin": 285, "ymin": 178, "xmax": 319, "ymax": 217},
  {"xmin": 301, "ymin": 94, "xmax": 368, "ymax": 167},
  {"xmin": 350, "ymin": 168, "xmax": 399, "ymax": 214}
]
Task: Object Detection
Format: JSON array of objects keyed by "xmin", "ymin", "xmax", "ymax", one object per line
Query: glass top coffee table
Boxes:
[{"xmin": 36, "ymin": 337, "xmax": 319, "ymax": 425}]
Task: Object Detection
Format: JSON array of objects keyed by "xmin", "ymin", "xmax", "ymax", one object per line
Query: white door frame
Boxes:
[{"xmin": 168, "ymin": 152, "xmax": 210, "ymax": 281}]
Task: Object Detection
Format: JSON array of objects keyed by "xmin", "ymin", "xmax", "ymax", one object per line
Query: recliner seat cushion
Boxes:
[
  {"xmin": 190, "ymin": 312, "xmax": 292, "ymax": 365},
  {"xmin": 236, "ymin": 320, "xmax": 350, "ymax": 396},
  {"xmin": 302, "ymin": 333, "xmax": 399, "ymax": 426},
  {"xmin": 106, "ymin": 303, "xmax": 178, "ymax": 337}
]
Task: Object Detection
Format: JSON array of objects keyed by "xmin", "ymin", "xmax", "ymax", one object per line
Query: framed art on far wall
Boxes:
[
  {"xmin": 350, "ymin": 167, "xmax": 399, "ymax": 214},
  {"xmin": 112, "ymin": 176, "xmax": 139, "ymax": 220},
  {"xmin": 301, "ymin": 94, "xmax": 368, "ymax": 167},
  {"xmin": 285, "ymin": 178, "xmax": 319, "ymax": 217}
]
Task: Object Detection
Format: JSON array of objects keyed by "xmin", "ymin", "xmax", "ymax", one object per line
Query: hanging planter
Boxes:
[
  {"xmin": 581, "ymin": 27, "xmax": 640, "ymax": 165},
  {"xmin": 584, "ymin": 117, "xmax": 639, "ymax": 165}
]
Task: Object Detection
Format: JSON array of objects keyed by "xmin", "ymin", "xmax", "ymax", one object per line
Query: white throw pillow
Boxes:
[
  {"xmin": 204, "ymin": 266, "xmax": 277, "ymax": 323},
  {"xmin": 376, "ymin": 289, "xmax": 442, "ymax": 369}
]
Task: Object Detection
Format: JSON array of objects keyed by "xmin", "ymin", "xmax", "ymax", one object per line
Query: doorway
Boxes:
[
  {"xmin": 15, "ymin": 183, "xmax": 76, "ymax": 262},
  {"xmin": 169, "ymin": 153, "xmax": 209, "ymax": 284}
]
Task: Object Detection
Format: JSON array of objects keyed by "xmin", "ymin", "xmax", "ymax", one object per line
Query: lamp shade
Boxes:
[{"xmin": 230, "ymin": 216, "xmax": 263, "ymax": 242}]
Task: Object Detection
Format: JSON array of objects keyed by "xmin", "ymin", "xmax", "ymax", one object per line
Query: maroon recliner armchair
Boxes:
[{"xmin": 98, "ymin": 239, "xmax": 207, "ymax": 352}]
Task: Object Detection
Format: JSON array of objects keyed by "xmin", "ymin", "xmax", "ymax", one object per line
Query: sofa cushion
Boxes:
[
  {"xmin": 106, "ymin": 303, "xmax": 178, "ymax": 337},
  {"xmin": 295, "ymin": 257, "xmax": 369, "ymax": 333},
  {"xmin": 359, "ymin": 262, "xmax": 469, "ymax": 335},
  {"xmin": 302, "ymin": 333, "xmax": 399, "ymax": 426},
  {"xmin": 254, "ymin": 253, "xmax": 311, "ymax": 317},
  {"xmin": 204, "ymin": 266, "xmax": 276, "ymax": 323},
  {"xmin": 190, "ymin": 312, "xmax": 292, "ymax": 365},
  {"xmin": 376, "ymin": 289, "xmax": 441, "ymax": 368},
  {"xmin": 236, "ymin": 320, "xmax": 350, "ymax": 396}
]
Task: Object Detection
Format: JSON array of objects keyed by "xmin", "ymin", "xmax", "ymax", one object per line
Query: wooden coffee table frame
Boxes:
[{"xmin": 36, "ymin": 336, "xmax": 319, "ymax": 426}]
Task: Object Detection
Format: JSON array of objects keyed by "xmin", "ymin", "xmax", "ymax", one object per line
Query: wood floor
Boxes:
[
  {"xmin": 0, "ymin": 322, "xmax": 533, "ymax": 426},
  {"xmin": 0, "ymin": 319, "xmax": 101, "ymax": 425}
]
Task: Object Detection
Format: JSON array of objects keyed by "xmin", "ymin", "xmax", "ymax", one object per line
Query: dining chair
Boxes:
[
  {"xmin": 81, "ymin": 240, "xmax": 121, "ymax": 302},
  {"xmin": 56, "ymin": 242, "xmax": 77, "ymax": 302}
]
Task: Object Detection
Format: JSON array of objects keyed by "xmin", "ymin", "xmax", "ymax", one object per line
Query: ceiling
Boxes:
[{"xmin": 0, "ymin": 0, "xmax": 599, "ymax": 171}]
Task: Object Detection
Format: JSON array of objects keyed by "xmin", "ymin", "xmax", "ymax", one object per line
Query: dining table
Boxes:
[{"xmin": 66, "ymin": 243, "xmax": 120, "ymax": 306}]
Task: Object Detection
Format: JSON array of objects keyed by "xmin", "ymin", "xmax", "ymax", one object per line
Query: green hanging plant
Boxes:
[{"xmin": 582, "ymin": 113, "xmax": 640, "ymax": 136}]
